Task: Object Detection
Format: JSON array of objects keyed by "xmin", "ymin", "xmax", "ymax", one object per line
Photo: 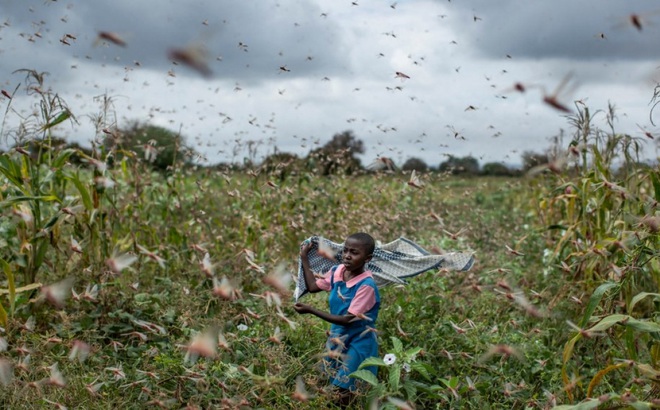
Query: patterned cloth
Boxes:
[{"xmin": 294, "ymin": 236, "xmax": 475, "ymax": 301}]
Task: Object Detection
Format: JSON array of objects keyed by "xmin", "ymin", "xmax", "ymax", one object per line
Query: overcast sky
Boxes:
[{"xmin": 2, "ymin": 0, "xmax": 660, "ymax": 167}]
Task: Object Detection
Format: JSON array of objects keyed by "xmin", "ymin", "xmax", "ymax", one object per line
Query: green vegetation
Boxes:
[{"xmin": 0, "ymin": 71, "xmax": 659, "ymax": 409}]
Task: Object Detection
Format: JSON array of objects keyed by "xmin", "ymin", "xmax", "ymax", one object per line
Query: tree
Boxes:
[
  {"xmin": 521, "ymin": 151, "xmax": 549, "ymax": 172},
  {"xmin": 402, "ymin": 157, "xmax": 428, "ymax": 172},
  {"xmin": 259, "ymin": 152, "xmax": 301, "ymax": 181},
  {"xmin": 306, "ymin": 130, "xmax": 364, "ymax": 175},
  {"xmin": 438, "ymin": 155, "xmax": 480, "ymax": 175},
  {"xmin": 104, "ymin": 122, "xmax": 196, "ymax": 171},
  {"xmin": 481, "ymin": 162, "xmax": 514, "ymax": 176}
]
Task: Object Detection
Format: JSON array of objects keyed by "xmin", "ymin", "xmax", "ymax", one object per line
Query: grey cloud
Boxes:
[
  {"xmin": 2, "ymin": 0, "xmax": 350, "ymax": 84},
  {"xmin": 443, "ymin": 0, "xmax": 660, "ymax": 60}
]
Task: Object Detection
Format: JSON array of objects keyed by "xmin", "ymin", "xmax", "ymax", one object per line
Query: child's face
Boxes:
[{"xmin": 342, "ymin": 237, "xmax": 372, "ymax": 274}]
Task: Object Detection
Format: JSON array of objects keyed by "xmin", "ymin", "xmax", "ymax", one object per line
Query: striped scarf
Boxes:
[{"xmin": 294, "ymin": 236, "xmax": 474, "ymax": 301}]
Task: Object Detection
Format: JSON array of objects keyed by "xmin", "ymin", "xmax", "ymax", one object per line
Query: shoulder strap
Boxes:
[{"xmin": 330, "ymin": 264, "xmax": 344, "ymax": 286}]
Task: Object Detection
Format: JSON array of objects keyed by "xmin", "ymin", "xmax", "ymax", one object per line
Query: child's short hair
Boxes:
[{"xmin": 347, "ymin": 232, "xmax": 375, "ymax": 255}]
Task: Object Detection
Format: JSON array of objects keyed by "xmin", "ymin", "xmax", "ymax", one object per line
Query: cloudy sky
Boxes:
[{"xmin": 2, "ymin": 0, "xmax": 660, "ymax": 167}]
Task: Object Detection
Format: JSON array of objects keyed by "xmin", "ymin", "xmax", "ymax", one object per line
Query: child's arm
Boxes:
[
  {"xmin": 293, "ymin": 303, "xmax": 356, "ymax": 326},
  {"xmin": 300, "ymin": 242, "xmax": 322, "ymax": 293}
]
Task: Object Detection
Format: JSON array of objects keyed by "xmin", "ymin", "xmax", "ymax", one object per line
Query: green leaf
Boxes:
[
  {"xmin": 410, "ymin": 362, "xmax": 431, "ymax": 381},
  {"xmin": 404, "ymin": 347, "xmax": 422, "ymax": 360},
  {"xmin": 563, "ymin": 334, "xmax": 581, "ymax": 364},
  {"xmin": 402, "ymin": 381, "xmax": 416, "ymax": 400},
  {"xmin": 33, "ymin": 239, "xmax": 49, "ymax": 272},
  {"xmin": 440, "ymin": 377, "xmax": 459, "ymax": 389},
  {"xmin": 359, "ymin": 357, "xmax": 387, "ymax": 369},
  {"xmin": 623, "ymin": 317, "xmax": 660, "ymax": 333},
  {"xmin": 629, "ymin": 292, "xmax": 660, "ymax": 314},
  {"xmin": 587, "ymin": 314, "xmax": 627, "ymax": 332},
  {"xmin": 391, "ymin": 336, "xmax": 403, "ymax": 354},
  {"xmin": 0, "ymin": 195, "xmax": 61, "ymax": 207},
  {"xmin": 448, "ymin": 376, "xmax": 459, "ymax": 389},
  {"xmin": 66, "ymin": 172, "xmax": 93, "ymax": 211},
  {"xmin": 579, "ymin": 282, "xmax": 619, "ymax": 328},
  {"xmin": 0, "ymin": 159, "xmax": 25, "ymax": 191},
  {"xmin": 0, "ymin": 259, "xmax": 15, "ymax": 316},
  {"xmin": 41, "ymin": 109, "xmax": 72, "ymax": 130},
  {"xmin": 43, "ymin": 214, "xmax": 61, "ymax": 230},
  {"xmin": 552, "ymin": 399, "xmax": 603, "ymax": 410},
  {"xmin": 389, "ymin": 364, "xmax": 401, "ymax": 392},
  {"xmin": 625, "ymin": 326, "xmax": 637, "ymax": 361},
  {"xmin": 629, "ymin": 402, "xmax": 654, "ymax": 410},
  {"xmin": 52, "ymin": 148, "xmax": 77, "ymax": 168},
  {"xmin": 349, "ymin": 369, "xmax": 379, "ymax": 386},
  {"xmin": 0, "ymin": 303, "xmax": 6, "ymax": 328},
  {"xmin": 651, "ymin": 171, "xmax": 660, "ymax": 203}
]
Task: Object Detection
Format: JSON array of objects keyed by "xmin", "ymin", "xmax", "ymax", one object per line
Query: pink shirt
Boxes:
[{"xmin": 316, "ymin": 265, "xmax": 377, "ymax": 316}]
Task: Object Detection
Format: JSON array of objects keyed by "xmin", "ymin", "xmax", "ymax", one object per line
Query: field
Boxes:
[
  {"xmin": 1, "ymin": 141, "xmax": 659, "ymax": 410},
  {"xmin": 1, "ymin": 75, "xmax": 660, "ymax": 410}
]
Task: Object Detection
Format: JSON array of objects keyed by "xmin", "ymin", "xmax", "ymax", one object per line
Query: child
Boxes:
[{"xmin": 294, "ymin": 232, "xmax": 380, "ymax": 407}]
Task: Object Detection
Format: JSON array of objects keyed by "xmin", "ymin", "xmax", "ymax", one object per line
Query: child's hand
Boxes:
[
  {"xmin": 293, "ymin": 303, "xmax": 312, "ymax": 314},
  {"xmin": 300, "ymin": 241, "xmax": 313, "ymax": 258}
]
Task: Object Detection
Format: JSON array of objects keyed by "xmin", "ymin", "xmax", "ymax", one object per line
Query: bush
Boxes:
[
  {"xmin": 402, "ymin": 157, "xmax": 429, "ymax": 172},
  {"xmin": 104, "ymin": 122, "xmax": 196, "ymax": 171}
]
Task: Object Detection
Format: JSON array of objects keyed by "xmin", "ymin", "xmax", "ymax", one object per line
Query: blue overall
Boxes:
[{"xmin": 324, "ymin": 265, "xmax": 381, "ymax": 391}]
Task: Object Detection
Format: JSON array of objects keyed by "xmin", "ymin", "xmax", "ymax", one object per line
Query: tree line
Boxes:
[{"xmin": 3, "ymin": 121, "xmax": 555, "ymax": 177}]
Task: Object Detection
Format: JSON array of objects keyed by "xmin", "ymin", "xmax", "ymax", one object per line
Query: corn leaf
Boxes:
[
  {"xmin": 0, "ymin": 283, "xmax": 42, "ymax": 294},
  {"xmin": 623, "ymin": 317, "xmax": 660, "ymax": 333},
  {"xmin": 579, "ymin": 282, "xmax": 618, "ymax": 328},
  {"xmin": 629, "ymin": 292, "xmax": 660, "ymax": 314},
  {"xmin": 562, "ymin": 333, "xmax": 581, "ymax": 402},
  {"xmin": 66, "ymin": 172, "xmax": 93, "ymax": 211},
  {"xmin": 0, "ymin": 259, "xmax": 15, "ymax": 316},
  {"xmin": 586, "ymin": 362, "xmax": 627, "ymax": 397},
  {"xmin": 0, "ymin": 195, "xmax": 61, "ymax": 207},
  {"xmin": 552, "ymin": 399, "xmax": 606, "ymax": 410},
  {"xmin": 43, "ymin": 214, "xmax": 61, "ymax": 230},
  {"xmin": 0, "ymin": 303, "xmax": 6, "ymax": 328},
  {"xmin": 34, "ymin": 239, "xmax": 49, "ymax": 272},
  {"xmin": 587, "ymin": 314, "xmax": 627, "ymax": 332},
  {"xmin": 41, "ymin": 109, "xmax": 72, "ymax": 130},
  {"xmin": 651, "ymin": 171, "xmax": 660, "ymax": 203},
  {"xmin": 0, "ymin": 158, "xmax": 25, "ymax": 190},
  {"xmin": 52, "ymin": 148, "xmax": 77, "ymax": 169}
]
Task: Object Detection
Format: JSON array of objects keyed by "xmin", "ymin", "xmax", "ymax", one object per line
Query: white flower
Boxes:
[
  {"xmin": 383, "ymin": 353, "xmax": 396, "ymax": 366},
  {"xmin": 403, "ymin": 363, "xmax": 411, "ymax": 373},
  {"xmin": 237, "ymin": 324, "xmax": 248, "ymax": 332}
]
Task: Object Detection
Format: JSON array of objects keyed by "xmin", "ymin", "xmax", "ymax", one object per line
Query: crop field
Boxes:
[{"xmin": 0, "ymin": 75, "xmax": 660, "ymax": 410}]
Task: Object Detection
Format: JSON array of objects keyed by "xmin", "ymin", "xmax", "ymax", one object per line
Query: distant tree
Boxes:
[
  {"xmin": 104, "ymin": 122, "xmax": 196, "ymax": 171},
  {"xmin": 19, "ymin": 136, "xmax": 93, "ymax": 164},
  {"xmin": 438, "ymin": 155, "xmax": 480, "ymax": 175},
  {"xmin": 402, "ymin": 157, "xmax": 428, "ymax": 172},
  {"xmin": 521, "ymin": 151, "xmax": 549, "ymax": 172},
  {"xmin": 481, "ymin": 162, "xmax": 513, "ymax": 176},
  {"xmin": 259, "ymin": 151, "xmax": 301, "ymax": 181},
  {"xmin": 306, "ymin": 130, "xmax": 363, "ymax": 175}
]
